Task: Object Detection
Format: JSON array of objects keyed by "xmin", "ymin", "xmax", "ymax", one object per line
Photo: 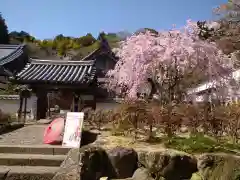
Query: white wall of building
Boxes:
[{"xmin": 0, "ymin": 96, "xmax": 120, "ymax": 115}]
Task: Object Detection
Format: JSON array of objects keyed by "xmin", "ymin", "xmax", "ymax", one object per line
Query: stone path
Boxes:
[{"xmin": 0, "ymin": 125, "xmax": 48, "ymax": 145}]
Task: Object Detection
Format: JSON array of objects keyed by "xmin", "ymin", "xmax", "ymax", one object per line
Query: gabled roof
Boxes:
[
  {"xmin": 13, "ymin": 59, "xmax": 96, "ymax": 85},
  {"xmin": 0, "ymin": 44, "xmax": 25, "ymax": 66},
  {"xmin": 80, "ymin": 40, "xmax": 118, "ymax": 62}
]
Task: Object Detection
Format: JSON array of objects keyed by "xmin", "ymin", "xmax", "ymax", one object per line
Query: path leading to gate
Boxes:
[
  {"xmin": 0, "ymin": 124, "xmax": 48, "ymax": 145},
  {"xmin": 0, "ymin": 124, "xmax": 70, "ymax": 180}
]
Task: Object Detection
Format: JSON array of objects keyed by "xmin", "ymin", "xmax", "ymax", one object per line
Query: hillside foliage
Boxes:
[
  {"xmin": 0, "ymin": 13, "xmax": 159, "ymax": 60},
  {"xmin": 8, "ymin": 31, "xmax": 122, "ymax": 60}
]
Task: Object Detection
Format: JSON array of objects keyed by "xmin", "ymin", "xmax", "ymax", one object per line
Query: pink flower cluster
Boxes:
[{"xmin": 106, "ymin": 20, "xmax": 233, "ymax": 98}]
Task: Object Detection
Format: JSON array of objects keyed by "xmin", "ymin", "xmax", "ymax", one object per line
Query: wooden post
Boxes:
[
  {"xmin": 92, "ymin": 94, "xmax": 96, "ymax": 110},
  {"xmin": 74, "ymin": 94, "xmax": 79, "ymax": 112},
  {"xmin": 47, "ymin": 93, "xmax": 51, "ymax": 118},
  {"xmin": 36, "ymin": 90, "xmax": 48, "ymax": 120},
  {"xmin": 23, "ymin": 97, "xmax": 27, "ymax": 123},
  {"xmin": 71, "ymin": 95, "xmax": 75, "ymax": 112},
  {"xmin": 78, "ymin": 96, "xmax": 83, "ymax": 112},
  {"xmin": 18, "ymin": 95, "xmax": 23, "ymax": 122}
]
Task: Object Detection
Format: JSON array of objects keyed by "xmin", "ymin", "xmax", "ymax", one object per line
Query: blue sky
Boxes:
[{"xmin": 1, "ymin": 0, "xmax": 226, "ymax": 39}]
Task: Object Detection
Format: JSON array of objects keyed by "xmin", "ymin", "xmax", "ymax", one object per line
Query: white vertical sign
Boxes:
[{"xmin": 62, "ymin": 112, "xmax": 84, "ymax": 148}]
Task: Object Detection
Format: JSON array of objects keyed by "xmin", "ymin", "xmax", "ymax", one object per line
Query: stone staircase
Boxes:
[{"xmin": 0, "ymin": 145, "xmax": 70, "ymax": 180}]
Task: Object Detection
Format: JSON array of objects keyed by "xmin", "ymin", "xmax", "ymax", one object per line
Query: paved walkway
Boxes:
[{"xmin": 0, "ymin": 125, "xmax": 48, "ymax": 145}]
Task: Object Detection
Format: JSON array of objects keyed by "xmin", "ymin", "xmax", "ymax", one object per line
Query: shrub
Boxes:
[
  {"xmin": 179, "ymin": 103, "xmax": 203, "ymax": 135},
  {"xmin": 83, "ymin": 100, "xmax": 240, "ymax": 144},
  {"xmin": 84, "ymin": 109, "xmax": 114, "ymax": 130},
  {"xmin": 208, "ymin": 105, "xmax": 226, "ymax": 138},
  {"xmin": 0, "ymin": 109, "xmax": 11, "ymax": 124},
  {"xmin": 111, "ymin": 100, "xmax": 150, "ymax": 138},
  {"xmin": 150, "ymin": 102, "xmax": 183, "ymax": 137},
  {"xmin": 221, "ymin": 103, "xmax": 240, "ymax": 143}
]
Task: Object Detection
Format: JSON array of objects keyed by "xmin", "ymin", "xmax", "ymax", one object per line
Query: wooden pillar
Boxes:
[
  {"xmin": 92, "ymin": 94, "xmax": 96, "ymax": 110},
  {"xmin": 78, "ymin": 96, "xmax": 84, "ymax": 112},
  {"xmin": 74, "ymin": 94, "xmax": 80, "ymax": 112},
  {"xmin": 36, "ymin": 90, "xmax": 48, "ymax": 120},
  {"xmin": 71, "ymin": 95, "xmax": 74, "ymax": 112},
  {"xmin": 47, "ymin": 93, "xmax": 51, "ymax": 118},
  {"xmin": 18, "ymin": 95, "xmax": 23, "ymax": 122},
  {"xmin": 23, "ymin": 97, "xmax": 27, "ymax": 122}
]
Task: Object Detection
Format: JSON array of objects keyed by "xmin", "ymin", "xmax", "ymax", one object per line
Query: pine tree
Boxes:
[{"xmin": 0, "ymin": 13, "xmax": 9, "ymax": 44}]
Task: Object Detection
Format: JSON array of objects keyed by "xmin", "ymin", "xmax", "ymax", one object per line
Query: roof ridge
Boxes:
[
  {"xmin": 30, "ymin": 58, "xmax": 95, "ymax": 65},
  {"xmin": 81, "ymin": 48, "xmax": 100, "ymax": 61},
  {"xmin": 0, "ymin": 44, "xmax": 24, "ymax": 49}
]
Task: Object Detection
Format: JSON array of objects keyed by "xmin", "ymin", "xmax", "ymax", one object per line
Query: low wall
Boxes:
[
  {"xmin": 0, "ymin": 95, "xmax": 121, "ymax": 115},
  {"xmin": 0, "ymin": 95, "xmax": 34, "ymax": 114},
  {"xmin": 96, "ymin": 102, "xmax": 120, "ymax": 111}
]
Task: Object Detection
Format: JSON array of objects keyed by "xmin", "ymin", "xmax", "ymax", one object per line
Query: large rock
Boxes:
[
  {"xmin": 53, "ymin": 146, "xmax": 198, "ymax": 180},
  {"xmin": 80, "ymin": 130, "xmax": 98, "ymax": 146},
  {"xmin": 52, "ymin": 145, "xmax": 117, "ymax": 180},
  {"xmin": 51, "ymin": 147, "xmax": 80, "ymax": 180},
  {"xmin": 132, "ymin": 168, "xmax": 155, "ymax": 180},
  {"xmin": 100, "ymin": 168, "xmax": 163, "ymax": 180},
  {"xmin": 193, "ymin": 153, "xmax": 240, "ymax": 180},
  {"xmin": 137, "ymin": 150, "xmax": 197, "ymax": 180},
  {"xmin": 107, "ymin": 146, "xmax": 138, "ymax": 178}
]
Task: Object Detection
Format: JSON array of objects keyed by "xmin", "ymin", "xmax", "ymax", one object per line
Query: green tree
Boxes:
[
  {"xmin": 76, "ymin": 33, "xmax": 96, "ymax": 47},
  {"xmin": 9, "ymin": 31, "xmax": 35, "ymax": 43},
  {"xmin": 0, "ymin": 13, "xmax": 9, "ymax": 44}
]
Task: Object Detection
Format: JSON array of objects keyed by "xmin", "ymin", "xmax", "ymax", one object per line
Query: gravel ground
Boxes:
[{"xmin": 0, "ymin": 125, "xmax": 48, "ymax": 145}]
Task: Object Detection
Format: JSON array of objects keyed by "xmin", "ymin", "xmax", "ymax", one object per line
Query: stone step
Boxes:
[
  {"xmin": 0, "ymin": 145, "xmax": 70, "ymax": 155},
  {"xmin": 0, "ymin": 153, "xmax": 65, "ymax": 166},
  {"xmin": 0, "ymin": 165, "xmax": 59, "ymax": 180}
]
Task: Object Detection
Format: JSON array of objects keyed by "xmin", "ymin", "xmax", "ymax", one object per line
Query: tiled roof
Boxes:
[
  {"xmin": 0, "ymin": 44, "xmax": 25, "ymax": 66},
  {"xmin": 14, "ymin": 59, "xmax": 96, "ymax": 84},
  {"xmin": 81, "ymin": 46, "xmax": 117, "ymax": 62}
]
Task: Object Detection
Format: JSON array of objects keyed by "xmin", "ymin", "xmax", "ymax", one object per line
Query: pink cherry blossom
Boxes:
[{"xmin": 106, "ymin": 20, "xmax": 233, "ymax": 98}]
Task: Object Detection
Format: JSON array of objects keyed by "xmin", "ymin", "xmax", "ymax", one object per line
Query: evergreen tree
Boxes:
[{"xmin": 0, "ymin": 13, "xmax": 9, "ymax": 44}]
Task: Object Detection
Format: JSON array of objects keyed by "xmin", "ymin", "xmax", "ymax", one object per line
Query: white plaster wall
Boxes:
[
  {"xmin": 96, "ymin": 102, "xmax": 120, "ymax": 111},
  {"xmin": 0, "ymin": 98, "xmax": 34, "ymax": 114},
  {"xmin": 0, "ymin": 97, "xmax": 121, "ymax": 115}
]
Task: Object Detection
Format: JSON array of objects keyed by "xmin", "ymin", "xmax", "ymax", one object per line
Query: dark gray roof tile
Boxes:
[
  {"xmin": 15, "ymin": 59, "xmax": 96, "ymax": 85},
  {"xmin": 0, "ymin": 44, "xmax": 25, "ymax": 65}
]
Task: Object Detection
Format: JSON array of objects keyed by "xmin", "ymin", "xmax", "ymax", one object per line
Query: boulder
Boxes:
[
  {"xmin": 53, "ymin": 146, "xmax": 199, "ymax": 180},
  {"xmin": 52, "ymin": 147, "xmax": 80, "ymax": 180},
  {"xmin": 52, "ymin": 145, "xmax": 117, "ymax": 180},
  {"xmin": 107, "ymin": 146, "xmax": 138, "ymax": 178},
  {"xmin": 80, "ymin": 130, "xmax": 98, "ymax": 146},
  {"xmin": 137, "ymin": 150, "xmax": 197, "ymax": 180},
  {"xmin": 100, "ymin": 168, "xmax": 155, "ymax": 180},
  {"xmin": 132, "ymin": 168, "xmax": 155, "ymax": 180},
  {"xmin": 195, "ymin": 153, "xmax": 240, "ymax": 180}
]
